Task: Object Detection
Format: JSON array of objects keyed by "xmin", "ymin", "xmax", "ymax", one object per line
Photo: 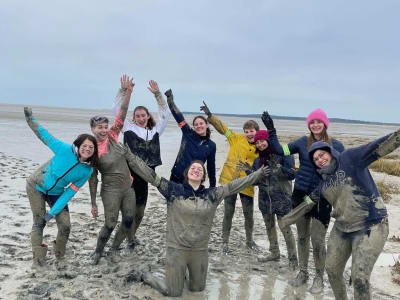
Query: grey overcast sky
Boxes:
[{"xmin": 1, "ymin": 0, "xmax": 399, "ymax": 123}]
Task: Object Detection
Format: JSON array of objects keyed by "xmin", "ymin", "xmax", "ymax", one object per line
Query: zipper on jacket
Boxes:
[{"xmin": 45, "ymin": 161, "xmax": 80, "ymax": 196}]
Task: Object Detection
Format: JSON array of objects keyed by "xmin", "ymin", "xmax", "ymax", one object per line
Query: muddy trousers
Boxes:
[
  {"xmin": 262, "ymin": 214, "xmax": 297, "ymax": 262},
  {"xmin": 143, "ymin": 247, "xmax": 208, "ymax": 297},
  {"xmin": 325, "ymin": 219, "xmax": 389, "ymax": 300},
  {"xmin": 222, "ymin": 193, "xmax": 254, "ymax": 245},
  {"xmin": 26, "ymin": 180, "xmax": 70, "ymax": 261},
  {"xmin": 296, "ymin": 216, "xmax": 327, "ymax": 277},
  {"xmin": 94, "ymin": 188, "xmax": 136, "ymax": 254}
]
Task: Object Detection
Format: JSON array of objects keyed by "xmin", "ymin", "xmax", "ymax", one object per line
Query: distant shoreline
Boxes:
[{"xmin": 1, "ymin": 103, "xmax": 399, "ymax": 126}]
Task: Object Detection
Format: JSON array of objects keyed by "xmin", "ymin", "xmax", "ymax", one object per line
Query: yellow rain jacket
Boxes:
[{"xmin": 208, "ymin": 115, "xmax": 258, "ymax": 197}]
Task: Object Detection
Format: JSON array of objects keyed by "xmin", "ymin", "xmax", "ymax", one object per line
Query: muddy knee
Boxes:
[
  {"xmin": 353, "ymin": 277, "xmax": 370, "ymax": 296},
  {"xmin": 122, "ymin": 216, "xmax": 134, "ymax": 229},
  {"xmin": 58, "ymin": 224, "xmax": 71, "ymax": 238}
]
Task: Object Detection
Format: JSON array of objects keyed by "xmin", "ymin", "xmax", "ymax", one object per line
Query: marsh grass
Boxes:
[
  {"xmin": 392, "ymin": 261, "xmax": 400, "ymax": 285},
  {"xmin": 389, "ymin": 235, "xmax": 400, "ymax": 242},
  {"xmin": 376, "ymin": 181, "xmax": 400, "ymax": 203},
  {"xmin": 370, "ymin": 160, "xmax": 400, "ymax": 177}
]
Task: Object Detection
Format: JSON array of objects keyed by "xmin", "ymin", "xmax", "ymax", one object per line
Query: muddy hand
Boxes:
[
  {"xmin": 24, "ymin": 107, "xmax": 33, "ymax": 119},
  {"xmin": 91, "ymin": 205, "xmax": 98, "ymax": 219},
  {"xmin": 147, "ymin": 80, "xmax": 160, "ymax": 94},
  {"xmin": 237, "ymin": 160, "xmax": 251, "ymax": 172},
  {"xmin": 200, "ymin": 101, "xmax": 212, "ymax": 117},
  {"xmin": 261, "ymin": 111, "xmax": 275, "ymax": 131}
]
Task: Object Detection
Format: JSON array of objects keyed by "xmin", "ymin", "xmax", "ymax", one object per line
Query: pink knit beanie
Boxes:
[
  {"xmin": 307, "ymin": 108, "xmax": 329, "ymax": 129},
  {"xmin": 254, "ymin": 130, "xmax": 269, "ymax": 142}
]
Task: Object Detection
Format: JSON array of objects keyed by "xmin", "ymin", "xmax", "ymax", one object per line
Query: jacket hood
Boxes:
[{"xmin": 308, "ymin": 141, "xmax": 340, "ymax": 167}]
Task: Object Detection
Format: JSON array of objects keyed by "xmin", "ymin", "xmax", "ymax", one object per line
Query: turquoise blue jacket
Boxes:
[{"xmin": 28, "ymin": 117, "xmax": 93, "ymax": 217}]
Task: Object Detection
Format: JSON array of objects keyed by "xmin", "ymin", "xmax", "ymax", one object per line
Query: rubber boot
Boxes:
[
  {"xmin": 278, "ymin": 218, "xmax": 298, "ymax": 270},
  {"xmin": 33, "ymin": 244, "xmax": 48, "ymax": 267},
  {"xmin": 91, "ymin": 251, "xmax": 102, "ymax": 265},
  {"xmin": 258, "ymin": 214, "xmax": 280, "ymax": 262}
]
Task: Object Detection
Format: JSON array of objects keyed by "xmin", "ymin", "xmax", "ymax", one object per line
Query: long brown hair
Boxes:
[
  {"xmin": 133, "ymin": 106, "xmax": 156, "ymax": 130},
  {"xmin": 307, "ymin": 127, "xmax": 332, "ymax": 150},
  {"xmin": 73, "ymin": 134, "xmax": 99, "ymax": 168},
  {"xmin": 193, "ymin": 116, "xmax": 211, "ymax": 138}
]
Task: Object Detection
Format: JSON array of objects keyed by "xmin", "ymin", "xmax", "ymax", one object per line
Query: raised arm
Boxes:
[
  {"xmin": 148, "ymin": 80, "xmax": 170, "ymax": 135},
  {"xmin": 215, "ymin": 166, "xmax": 270, "ymax": 204},
  {"xmin": 201, "ymin": 102, "xmax": 229, "ymax": 136},
  {"xmin": 24, "ymin": 107, "xmax": 68, "ymax": 154},
  {"xmin": 47, "ymin": 169, "xmax": 93, "ymax": 219},
  {"xmin": 272, "ymin": 155, "xmax": 296, "ymax": 180},
  {"xmin": 165, "ymin": 89, "xmax": 191, "ymax": 135},
  {"xmin": 207, "ymin": 143, "xmax": 217, "ymax": 187}
]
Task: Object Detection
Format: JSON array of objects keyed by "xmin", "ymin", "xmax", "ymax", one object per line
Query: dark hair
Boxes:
[
  {"xmin": 90, "ymin": 116, "xmax": 109, "ymax": 128},
  {"xmin": 243, "ymin": 120, "xmax": 260, "ymax": 131},
  {"xmin": 193, "ymin": 116, "xmax": 211, "ymax": 137},
  {"xmin": 184, "ymin": 160, "xmax": 207, "ymax": 184},
  {"xmin": 73, "ymin": 134, "xmax": 99, "ymax": 168},
  {"xmin": 307, "ymin": 127, "xmax": 332, "ymax": 150},
  {"xmin": 133, "ymin": 106, "xmax": 156, "ymax": 130}
]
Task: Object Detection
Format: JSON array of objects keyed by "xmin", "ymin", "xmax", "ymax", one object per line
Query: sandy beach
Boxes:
[{"xmin": 1, "ymin": 103, "xmax": 399, "ymax": 300}]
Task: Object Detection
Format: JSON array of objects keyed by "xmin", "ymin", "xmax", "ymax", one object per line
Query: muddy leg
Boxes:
[
  {"xmin": 240, "ymin": 193, "xmax": 254, "ymax": 247},
  {"xmin": 325, "ymin": 225, "xmax": 351, "ymax": 300},
  {"xmin": 222, "ymin": 194, "xmax": 237, "ymax": 246},
  {"xmin": 187, "ymin": 250, "xmax": 209, "ymax": 292},
  {"xmin": 27, "ymin": 180, "xmax": 47, "ymax": 264},
  {"xmin": 112, "ymin": 188, "xmax": 135, "ymax": 249},
  {"xmin": 132, "ymin": 204, "xmax": 146, "ymax": 238},
  {"xmin": 277, "ymin": 217, "xmax": 297, "ymax": 268},
  {"xmin": 258, "ymin": 214, "xmax": 279, "ymax": 262},
  {"xmin": 290, "ymin": 216, "xmax": 311, "ymax": 286},
  {"xmin": 310, "ymin": 218, "xmax": 328, "ymax": 293},
  {"xmin": 54, "ymin": 210, "xmax": 71, "ymax": 259},
  {"xmin": 351, "ymin": 219, "xmax": 389, "ymax": 300},
  {"xmin": 131, "ymin": 172, "xmax": 149, "ymax": 238}
]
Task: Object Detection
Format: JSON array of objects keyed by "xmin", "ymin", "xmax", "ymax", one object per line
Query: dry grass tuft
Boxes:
[
  {"xmin": 370, "ymin": 159, "xmax": 400, "ymax": 177},
  {"xmin": 376, "ymin": 181, "xmax": 400, "ymax": 203},
  {"xmin": 392, "ymin": 260, "xmax": 400, "ymax": 285},
  {"xmin": 389, "ymin": 235, "xmax": 400, "ymax": 243},
  {"xmin": 383, "ymin": 154, "xmax": 400, "ymax": 160}
]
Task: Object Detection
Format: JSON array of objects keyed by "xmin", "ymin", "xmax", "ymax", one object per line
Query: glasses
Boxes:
[{"xmin": 313, "ymin": 151, "xmax": 327, "ymax": 162}]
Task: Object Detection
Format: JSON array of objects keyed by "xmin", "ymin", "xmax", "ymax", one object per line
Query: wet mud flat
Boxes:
[{"xmin": 1, "ymin": 152, "xmax": 400, "ymax": 299}]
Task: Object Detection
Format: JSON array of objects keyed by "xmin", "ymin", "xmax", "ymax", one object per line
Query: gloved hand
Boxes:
[
  {"xmin": 200, "ymin": 101, "xmax": 212, "ymax": 117},
  {"xmin": 164, "ymin": 89, "xmax": 173, "ymax": 98},
  {"xmin": 44, "ymin": 213, "xmax": 53, "ymax": 222},
  {"xmin": 261, "ymin": 111, "xmax": 275, "ymax": 131},
  {"xmin": 259, "ymin": 166, "xmax": 271, "ymax": 178},
  {"xmin": 236, "ymin": 160, "xmax": 252, "ymax": 172},
  {"xmin": 24, "ymin": 107, "xmax": 33, "ymax": 119}
]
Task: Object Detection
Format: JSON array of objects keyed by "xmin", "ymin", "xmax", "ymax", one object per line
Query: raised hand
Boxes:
[
  {"xmin": 147, "ymin": 80, "xmax": 160, "ymax": 94},
  {"xmin": 91, "ymin": 204, "xmax": 98, "ymax": 219},
  {"xmin": 120, "ymin": 74, "xmax": 135, "ymax": 92},
  {"xmin": 200, "ymin": 101, "xmax": 212, "ymax": 117},
  {"xmin": 24, "ymin": 107, "xmax": 33, "ymax": 119},
  {"xmin": 237, "ymin": 160, "xmax": 252, "ymax": 172},
  {"xmin": 261, "ymin": 111, "xmax": 275, "ymax": 131}
]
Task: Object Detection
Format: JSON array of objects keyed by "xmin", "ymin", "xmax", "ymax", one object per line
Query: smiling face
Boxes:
[
  {"xmin": 255, "ymin": 139, "xmax": 269, "ymax": 151},
  {"xmin": 79, "ymin": 139, "xmax": 95, "ymax": 161},
  {"xmin": 187, "ymin": 162, "xmax": 205, "ymax": 184},
  {"xmin": 244, "ymin": 128, "xmax": 257, "ymax": 144},
  {"xmin": 193, "ymin": 117, "xmax": 209, "ymax": 136},
  {"xmin": 91, "ymin": 122, "xmax": 109, "ymax": 142},
  {"xmin": 313, "ymin": 149, "xmax": 332, "ymax": 168},
  {"xmin": 309, "ymin": 119, "xmax": 325, "ymax": 137},
  {"xmin": 133, "ymin": 108, "xmax": 150, "ymax": 128}
]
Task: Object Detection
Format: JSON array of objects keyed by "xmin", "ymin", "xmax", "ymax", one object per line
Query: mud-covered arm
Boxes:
[
  {"xmin": 88, "ymin": 169, "xmax": 99, "ymax": 217},
  {"xmin": 165, "ymin": 89, "xmax": 191, "ymax": 136},
  {"xmin": 207, "ymin": 143, "xmax": 217, "ymax": 187},
  {"xmin": 24, "ymin": 107, "xmax": 68, "ymax": 154},
  {"xmin": 214, "ymin": 166, "xmax": 270, "ymax": 204},
  {"xmin": 47, "ymin": 169, "xmax": 93, "ymax": 217},
  {"xmin": 207, "ymin": 114, "xmax": 230, "ymax": 136},
  {"xmin": 347, "ymin": 129, "xmax": 400, "ymax": 168},
  {"xmin": 273, "ymin": 156, "xmax": 296, "ymax": 180},
  {"xmin": 147, "ymin": 80, "xmax": 171, "ymax": 135}
]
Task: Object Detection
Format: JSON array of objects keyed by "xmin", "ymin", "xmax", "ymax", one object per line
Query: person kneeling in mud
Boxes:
[
  {"xmin": 280, "ymin": 129, "xmax": 400, "ymax": 300},
  {"xmin": 129, "ymin": 160, "xmax": 269, "ymax": 297},
  {"xmin": 237, "ymin": 130, "xmax": 298, "ymax": 270},
  {"xmin": 24, "ymin": 107, "xmax": 98, "ymax": 267}
]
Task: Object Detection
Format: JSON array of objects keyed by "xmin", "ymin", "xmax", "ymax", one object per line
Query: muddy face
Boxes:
[
  {"xmin": 91, "ymin": 122, "xmax": 109, "ymax": 142},
  {"xmin": 133, "ymin": 108, "xmax": 150, "ymax": 128},
  {"xmin": 193, "ymin": 117, "xmax": 208, "ymax": 136},
  {"xmin": 313, "ymin": 149, "xmax": 332, "ymax": 168},
  {"xmin": 255, "ymin": 139, "xmax": 269, "ymax": 151},
  {"xmin": 78, "ymin": 139, "xmax": 95, "ymax": 161},
  {"xmin": 309, "ymin": 119, "xmax": 325, "ymax": 137},
  {"xmin": 187, "ymin": 162, "xmax": 205, "ymax": 184},
  {"xmin": 244, "ymin": 128, "xmax": 257, "ymax": 144}
]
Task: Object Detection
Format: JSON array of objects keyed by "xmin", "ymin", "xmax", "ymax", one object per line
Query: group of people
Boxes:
[{"xmin": 24, "ymin": 75, "xmax": 400, "ymax": 299}]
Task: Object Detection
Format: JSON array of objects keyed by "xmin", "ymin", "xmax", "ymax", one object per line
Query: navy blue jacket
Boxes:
[
  {"xmin": 308, "ymin": 133, "xmax": 398, "ymax": 232},
  {"xmin": 169, "ymin": 107, "xmax": 216, "ymax": 187},
  {"xmin": 268, "ymin": 129, "xmax": 344, "ymax": 193}
]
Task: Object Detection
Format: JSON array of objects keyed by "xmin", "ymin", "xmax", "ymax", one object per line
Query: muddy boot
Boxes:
[
  {"xmin": 125, "ymin": 269, "xmax": 144, "ymax": 283},
  {"xmin": 261, "ymin": 214, "xmax": 280, "ymax": 260},
  {"xmin": 258, "ymin": 251, "xmax": 280, "ymax": 262},
  {"xmin": 289, "ymin": 258, "xmax": 298, "ymax": 271},
  {"xmin": 108, "ymin": 247, "xmax": 122, "ymax": 263},
  {"xmin": 221, "ymin": 243, "xmax": 229, "ymax": 256},
  {"xmin": 91, "ymin": 251, "xmax": 102, "ymax": 265},
  {"xmin": 278, "ymin": 218, "xmax": 298, "ymax": 270},
  {"xmin": 290, "ymin": 270, "xmax": 309, "ymax": 287},
  {"xmin": 53, "ymin": 240, "xmax": 66, "ymax": 260},
  {"xmin": 32, "ymin": 244, "xmax": 48, "ymax": 267},
  {"xmin": 246, "ymin": 240, "xmax": 260, "ymax": 253},
  {"xmin": 309, "ymin": 274, "xmax": 324, "ymax": 294}
]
